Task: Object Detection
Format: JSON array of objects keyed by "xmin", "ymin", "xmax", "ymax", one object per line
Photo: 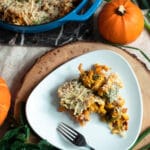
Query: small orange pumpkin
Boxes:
[
  {"xmin": 0, "ymin": 77, "xmax": 11, "ymax": 126},
  {"xmin": 98, "ymin": 0, "xmax": 144, "ymax": 44}
]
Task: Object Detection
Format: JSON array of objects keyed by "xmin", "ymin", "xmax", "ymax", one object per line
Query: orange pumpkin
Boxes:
[
  {"xmin": 0, "ymin": 77, "xmax": 11, "ymax": 126},
  {"xmin": 98, "ymin": 0, "xmax": 144, "ymax": 44}
]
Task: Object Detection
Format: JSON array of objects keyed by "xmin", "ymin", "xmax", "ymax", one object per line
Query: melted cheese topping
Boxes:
[{"xmin": 58, "ymin": 80, "xmax": 104, "ymax": 116}]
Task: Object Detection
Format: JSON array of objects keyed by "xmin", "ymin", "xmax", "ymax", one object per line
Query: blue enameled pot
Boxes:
[{"xmin": 0, "ymin": 0, "xmax": 103, "ymax": 33}]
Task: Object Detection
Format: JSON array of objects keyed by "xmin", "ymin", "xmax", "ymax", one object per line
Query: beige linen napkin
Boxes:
[
  {"xmin": 126, "ymin": 29, "xmax": 150, "ymax": 70},
  {"xmin": 0, "ymin": 46, "xmax": 50, "ymax": 99}
]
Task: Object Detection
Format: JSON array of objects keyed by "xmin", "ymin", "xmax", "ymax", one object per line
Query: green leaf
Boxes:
[
  {"xmin": 10, "ymin": 140, "xmax": 25, "ymax": 150},
  {"xmin": 131, "ymin": 0, "xmax": 150, "ymax": 9},
  {"xmin": 15, "ymin": 143, "xmax": 39, "ymax": 150},
  {"xmin": 144, "ymin": 10, "xmax": 150, "ymax": 32},
  {"xmin": 0, "ymin": 125, "xmax": 29, "ymax": 142},
  {"xmin": 0, "ymin": 124, "xmax": 58, "ymax": 150},
  {"xmin": 146, "ymin": 10, "xmax": 150, "ymax": 19},
  {"xmin": 37, "ymin": 140, "xmax": 58, "ymax": 150},
  {"xmin": 0, "ymin": 125, "xmax": 30, "ymax": 149},
  {"xmin": 135, "ymin": 0, "xmax": 150, "ymax": 9}
]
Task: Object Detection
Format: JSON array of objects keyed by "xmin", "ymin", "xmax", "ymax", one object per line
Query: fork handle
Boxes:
[{"xmin": 86, "ymin": 144, "xmax": 95, "ymax": 150}]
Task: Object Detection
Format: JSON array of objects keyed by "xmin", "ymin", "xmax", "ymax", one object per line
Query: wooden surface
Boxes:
[{"xmin": 14, "ymin": 41, "xmax": 150, "ymax": 149}]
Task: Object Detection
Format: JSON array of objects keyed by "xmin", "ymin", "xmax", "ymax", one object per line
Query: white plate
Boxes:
[{"xmin": 25, "ymin": 50, "xmax": 143, "ymax": 150}]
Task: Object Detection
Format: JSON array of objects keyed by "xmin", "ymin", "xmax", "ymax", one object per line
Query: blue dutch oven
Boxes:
[{"xmin": 0, "ymin": 0, "xmax": 102, "ymax": 33}]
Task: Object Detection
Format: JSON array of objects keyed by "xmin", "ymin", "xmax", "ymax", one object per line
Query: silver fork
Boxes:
[{"xmin": 57, "ymin": 122, "xmax": 95, "ymax": 150}]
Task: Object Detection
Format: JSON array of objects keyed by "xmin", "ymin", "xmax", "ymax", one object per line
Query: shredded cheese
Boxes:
[{"xmin": 0, "ymin": 0, "xmax": 80, "ymax": 25}]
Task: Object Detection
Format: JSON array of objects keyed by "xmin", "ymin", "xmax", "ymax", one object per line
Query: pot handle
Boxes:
[{"xmin": 61, "ymin": 0, "xmax": 103, "ymax": 21}]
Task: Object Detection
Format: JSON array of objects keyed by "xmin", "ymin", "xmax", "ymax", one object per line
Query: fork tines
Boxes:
[
  {"xmin": 57, "ymin": 122, "xmax": 78, "ymax": 142},
  {"xmin": 57, "ymin": 122, "xmax": 95, "ymax": 150}
]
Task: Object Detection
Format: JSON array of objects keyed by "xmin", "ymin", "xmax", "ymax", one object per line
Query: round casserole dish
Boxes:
[{"xmin": 0, "ymin": 0, "xmax": 102, "ymax": 33}]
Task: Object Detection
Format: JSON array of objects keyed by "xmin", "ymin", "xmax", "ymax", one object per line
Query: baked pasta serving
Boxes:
[{"xmin": 57, "ymin": 63, "xmax": 129, "ymax": 136}]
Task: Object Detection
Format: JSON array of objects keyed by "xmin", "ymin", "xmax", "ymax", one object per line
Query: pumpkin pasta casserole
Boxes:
[
  {"xmin": 57, "ymin": 63, "xmax": 129, "ymax": 136},
  {"xmin": 58, "ymin": 79, "xmax": 105, "ymax": 125},
  {"xmin": 0, "ymin": 0, "xmax": 80, "ymax": 25}
]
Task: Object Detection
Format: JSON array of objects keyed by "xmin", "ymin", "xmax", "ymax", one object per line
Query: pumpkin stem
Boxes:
[{"xmin": 116, "ymin": 5, "xmax": 126, "ymax": 16}]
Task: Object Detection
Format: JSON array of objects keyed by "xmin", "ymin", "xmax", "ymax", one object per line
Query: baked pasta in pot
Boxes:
[{"xmin": 0, "ymin": 0, "xmax": 80, "ymax": 25}]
